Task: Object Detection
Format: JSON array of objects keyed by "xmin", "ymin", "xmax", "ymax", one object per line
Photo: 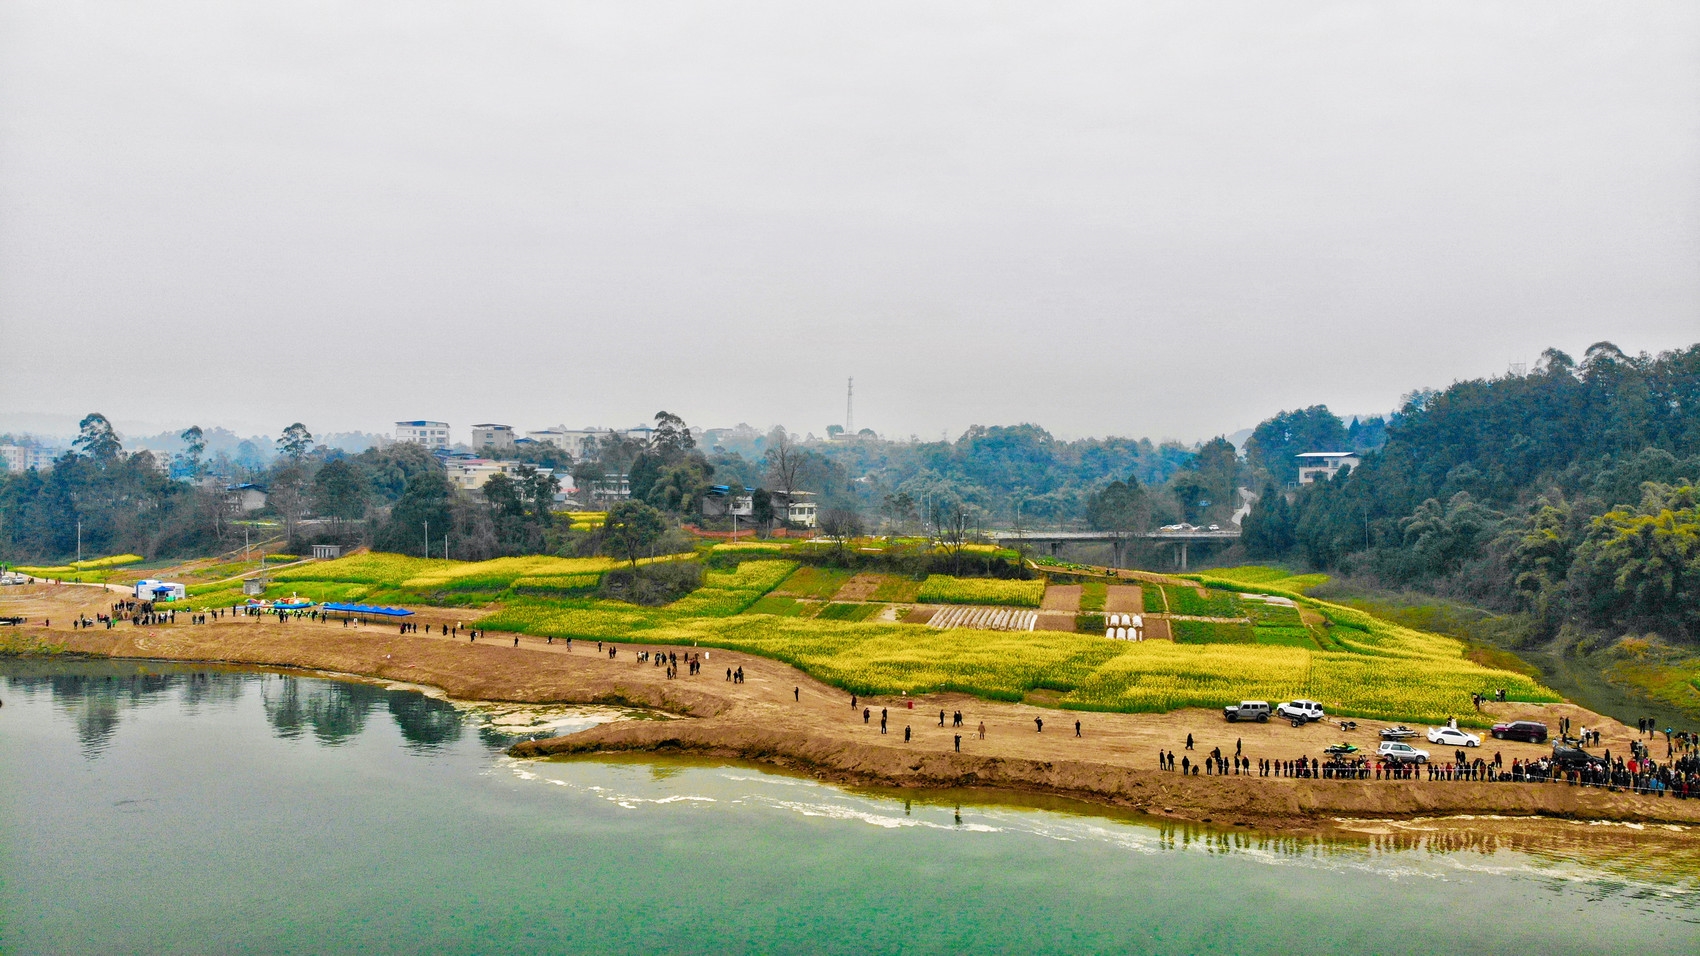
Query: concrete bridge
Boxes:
[{"xmin": 986, "ymin": 529, "xmax": 1240, "ymax": 570}]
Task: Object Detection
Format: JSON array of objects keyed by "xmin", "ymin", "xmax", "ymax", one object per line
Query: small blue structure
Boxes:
[{"xmin": 321, "ymin": 602, "xmax": 414, "ymax": 617}]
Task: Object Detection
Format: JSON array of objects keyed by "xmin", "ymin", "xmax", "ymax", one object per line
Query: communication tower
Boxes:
[{"xmin": 846, "ymin": 377, "xmax": 854, "ymax": 435}]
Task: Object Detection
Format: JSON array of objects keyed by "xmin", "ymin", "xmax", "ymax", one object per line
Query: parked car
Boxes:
[
  {"xmin": 1376, "ymin": 741, "xmax": 1430, "ymax": 764},
  {"xmin": 1427, "ymin": 726, "xmax": 1481, "ymax": 748},
  {"xmin": 1490, "ymin": 720, "xmax": 1548, "ymax": 743},
  {"xmin": 1552, "ymin": 739, "xmax": 1595, "ymax": 766},
  {"xmin": 1276, "ymin": 700, "xmax": 1326, "ymax": 723},
  {"xmin": 1223, "ymin": 701, "xmax": 1272, "ymax": 723}
]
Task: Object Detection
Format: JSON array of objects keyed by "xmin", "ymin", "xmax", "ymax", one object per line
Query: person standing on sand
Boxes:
[
  {"xmin": 905, "ymin": 725, "xmax": 911, "ymax": 742},
  {"xmin": 851, "ymin": 694, "xmax": 857, "ymax": 710},
  {"xmin": 513, "ymin": 636, "xmax": 519, "ymax": 647},
  {"xmin": 881, "ymin": 714, "xmax": 888, "ymax": 735},
  {"xmin": 794, "ymin": 687, "xmax": 799, "ymax": 701},
  {"xmin": 939, "ymin": 709, "xmax": 946, "ymax": 727},
  {"xmin": 954, "ymin": 734, "xmax": 961, "ymax": 752},
  {"xmin": 864, "ymin": 708, "xmax": 871, "ymax": 725},
  {"xmin": 977, "ymin": 721, "xmax": 985, "ymax": 740},
  {"xmin": 1186, "ymin": 733, "xmax": 1194, "ymax": 751},
  {"xmin": 1181, "ymin": 755, "xmax": 1190, "ymax": 775},
  {"xmin": 1075, "ymin": 720, "xmax": 1081, "ymax": 737},
  {"xmin": 1235, "ymin": 738, "xmax": 1242, "ymax": 756},
  {"xmin": 1035, "ymin": 717, "xmax": 1043, "ymax": 733}
]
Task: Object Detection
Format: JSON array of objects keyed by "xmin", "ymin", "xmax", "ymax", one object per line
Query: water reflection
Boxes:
[
  {"xmin": 262, "ymin": 675, "xmax": 383, "ymax": 745},
  {"xmin": 1, "ymin": 664, "xmax": 481, "ymax": 757},
  {"xmin": 388, "ymin": 690, "xmax": 464, "ymax": 752}
]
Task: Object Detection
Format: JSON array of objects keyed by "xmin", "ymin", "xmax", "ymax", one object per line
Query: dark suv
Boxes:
[{"xmin": 1490, "ymin": 720, "xmax": 1547, "ymax": 743}]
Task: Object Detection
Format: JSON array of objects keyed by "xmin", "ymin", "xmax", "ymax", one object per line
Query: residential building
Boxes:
[
  {"xmin": 1296, "ymin": 452, "xmax": 1361, "ymax": 485},
  {"xmin": 588, "ymin": 473, "xmax": 631, "ymax": 503},
  {"xmin": 395, "ymin": 421, "xmax": 451, "ymax": 450},
  {"xmin": 524, "ymin": 427, "xmax": 604, "ymax": 460},
  {"xmin": 226, "ymin": 483, "xmax": 268, "ymax": 513},
  {"xmin": 469, "ymin": 424, "xmax": 515, "ymax": 453},
  {"xmin": 444, "ymin": 458, "xmax": 556, "ymax": 492},
  {"xmin": 0, "ymin": 444, "xmax": 55, "ymax": 473},
  {"xmin": 701, "ymin": 485, "xmax": 755, "ymax": 518},
  {"xmin": 770, "ymin": 490, "xmax": 819, "ymax": 528}
]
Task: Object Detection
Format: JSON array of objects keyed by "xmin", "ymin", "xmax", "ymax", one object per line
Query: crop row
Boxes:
[{"xmin": 916, "ymin": 575, "xmax": 1044, "ymax": 608}]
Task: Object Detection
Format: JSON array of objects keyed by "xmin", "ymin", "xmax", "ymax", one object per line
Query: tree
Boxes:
[
  {"xmin": 311, "ymin": 459, "xmax": 369, "ymax": 527},
  {"xmin": 652, "ymin": 411, "xmax": 696, "ymax": 459},
  {"xmin": 934, "ymin": 501, "xmax": 972, "ymax": 574},
  {"xmin": 179, "ymin": 426, "xmax": 206, "ymax": 479},
  {"xmin": 377, "ymin": 471, "xmax": 455, "ymax": 556},
  {"xmin": 1244, "ymin": 406, "xmax": 1349, "ymax": 485},
  {"xmin": 750, "ymin": 488, "xmax": 775, "ymax": 534},
  {"xmin": 819, "ymin": 507, "xmax": 864, "ymax": 564},
  {"xmin": 1085, "ymin": 478, "xmax": 1150, "ymax": 534},
  {"xmin": 277, "ymin": 423, "xmax": 314, "ymax": 460},
  {"xmin": 74, "ymin": 413, "xmax": 122, "ymax": 461},
  {"xmin": 269, "ymin": 462, "xmax": 310, "ymax": 543},
  {"xmin": 604, "ymin": 500, "xmax": 666, "ymax": 571},
  {"xmin": 764, "ymin": 429, "xmax": 800, "ymax": 495}
]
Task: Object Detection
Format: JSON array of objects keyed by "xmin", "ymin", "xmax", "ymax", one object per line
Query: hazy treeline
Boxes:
[{"xmin": 1242, "ymin": 342, "xmax": 1700, "ymax": 641}]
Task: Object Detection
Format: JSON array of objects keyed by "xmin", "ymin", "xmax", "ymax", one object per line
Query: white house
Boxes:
[
  {"xmin": 1296, "ymin": 451, "xmax": 1361, "ymax": 484},
  {"xmin": 524, "ymin": 427, "xmax": 603, "ymax": 460},
  {"xmin": 395, "ymin": 421, "xmax": 451, "ymax": 450},
  {"xmin": 770, "ymin": 490, "xmax": 819, "ymax": 528},
  {"xmin": 701, "ymin": 486, "xmax": 755, "ymax": 518},
  {"xmin": 444, "ymin": 458, "xmax": 556, "ymax": 492}
]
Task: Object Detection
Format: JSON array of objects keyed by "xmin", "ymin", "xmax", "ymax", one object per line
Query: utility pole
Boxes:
[
  {"xmin": 424, "ymin": 520, "xmax": 429, "ymax": 558},
  {"xmin": 846, "ymin": 377, "xmax": 854, "ymax": 435},
  {"xmin": 76, "ymin": 520, "xmax": 82, "ymax": 565},
  {"xmin": 444, "ymin": 534, "xmax": 449, "ymax": 561}
]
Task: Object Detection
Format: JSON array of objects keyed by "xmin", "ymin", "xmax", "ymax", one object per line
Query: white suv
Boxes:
[
  {"xmin": 1277, "ymin": 700, "xmax": 1325, "ymax": 723},
  {"xmin": 1377, "ymin": 741, "xmax": 1430, "ymax": 764}
]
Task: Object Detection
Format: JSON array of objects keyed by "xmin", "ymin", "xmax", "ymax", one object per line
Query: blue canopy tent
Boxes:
[{"xmin": 321, "ymin": 602, "xmax": 415, "ymax": 618}]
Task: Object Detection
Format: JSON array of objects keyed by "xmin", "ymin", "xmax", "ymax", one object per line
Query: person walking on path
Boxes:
[
  {"xmin": 794, "ymin": 687, "xmax": 799, "ymax": 701},
  {"xmin": 1236, "ymin": 738, "xmax": 1242, "ymax": 756},
  {"xmin": 1035, "ymin": 717, "xmax": 1043, "ymax": 733}
]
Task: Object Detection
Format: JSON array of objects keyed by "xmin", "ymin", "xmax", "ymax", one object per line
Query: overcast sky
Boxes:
[{"xmin": 2, "ymin": 2, "xmax": 1696, "ymax": 446}]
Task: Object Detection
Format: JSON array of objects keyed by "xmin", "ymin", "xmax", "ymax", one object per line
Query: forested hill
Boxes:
[{"xmin": 1243, "ymin": 342, "xmax": 1700, "ymax": 640}]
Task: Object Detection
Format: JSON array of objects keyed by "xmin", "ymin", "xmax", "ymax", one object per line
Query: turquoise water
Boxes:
[{"xmin": 3, "ymin": 661, "xmax": 1697, "ymax": 955}]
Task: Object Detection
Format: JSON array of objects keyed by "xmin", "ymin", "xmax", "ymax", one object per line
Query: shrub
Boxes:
[{"xmin": 600, "ymin": 562, "xmax": 703, "ymax": 606}]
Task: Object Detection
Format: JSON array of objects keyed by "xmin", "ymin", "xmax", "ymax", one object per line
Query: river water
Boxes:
[{"xmin": 3, "ymin": 661, "xmax": 1697, "ymax": 955}]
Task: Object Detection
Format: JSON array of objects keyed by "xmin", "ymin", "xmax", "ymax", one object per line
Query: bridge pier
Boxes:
[
  {"xmin": 1049, "ymin": 541, "xmax": 1061, "ymax": 556},
  {"xmin": 1178, "ymin": 541, "xmax": 1188, "ymax": 571},
  {"xmin": 1110, "ymin": 538, "xmax": 1126, "ymax": 569}
]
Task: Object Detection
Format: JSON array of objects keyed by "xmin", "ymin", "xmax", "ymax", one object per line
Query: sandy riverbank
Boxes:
[{"xmin": 8, "ymin": 582, "xmax": 1698, "ymax": 833}]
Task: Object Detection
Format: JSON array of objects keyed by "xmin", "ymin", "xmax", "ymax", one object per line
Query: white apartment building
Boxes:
[
  {"xmin": 395, "ymin": 421, "xmax": 451, "ymax": 450},
  {"xmin": 0, "ymin": 444, "xmax": 55, "ymax": 473},
  {"xmin": 525, "ymin": 427, "xmax": 604, "ymax": 459},
  {"xmin": 469, "ymin": 424, "xmax": 515, "ymax": 452}
]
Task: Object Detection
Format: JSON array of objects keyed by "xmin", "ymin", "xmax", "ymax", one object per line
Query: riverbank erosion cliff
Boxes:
[{"xmin": 10, "ymin": 583, "xmax": 1697, "ymax": 832}]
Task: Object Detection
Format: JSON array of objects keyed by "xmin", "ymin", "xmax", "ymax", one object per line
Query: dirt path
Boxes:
[{"xmin": 8, "ymin": 583, "xmax": 1697, "ymax": 832}]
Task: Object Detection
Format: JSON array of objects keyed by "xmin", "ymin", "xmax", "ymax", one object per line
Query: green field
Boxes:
[{"xmin": 158, "ymin": 550, "xmax": 1560, "ymax": 725}]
